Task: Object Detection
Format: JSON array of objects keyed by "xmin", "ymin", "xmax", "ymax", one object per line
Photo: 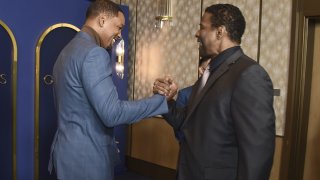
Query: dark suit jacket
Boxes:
[{"xmin": 164, "ymin": 49, "xmax": 275, "ymax": 180}]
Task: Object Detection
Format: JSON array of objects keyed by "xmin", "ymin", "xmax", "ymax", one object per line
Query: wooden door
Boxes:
[
  {"xmin": 302, "ymin": 21, "xmax": 320, "ymax": 180},
  {"xmin": 280, "ymin": 0, "xmax": 320, "ymax": 179}
]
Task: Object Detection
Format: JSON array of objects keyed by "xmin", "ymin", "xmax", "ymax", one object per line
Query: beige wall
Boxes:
[
  {"xmin": 259, "ymin": 0, "xmax": 291, "ymax": 136},
  {"xmin": 120, "ymin": 0, "xmax": 291, "ymax": 136},
  {"xmin": 120, "ymin": 0, "xmax": 200, "ymax": 101},
  {"xmin": 115, "ymin": 0, "xmax": 291, "ymax": 180}
]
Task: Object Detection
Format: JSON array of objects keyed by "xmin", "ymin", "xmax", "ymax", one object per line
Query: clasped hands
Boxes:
[{"xmin": 153, "ymin": 76, "xmax": 178, "ymax": 100}]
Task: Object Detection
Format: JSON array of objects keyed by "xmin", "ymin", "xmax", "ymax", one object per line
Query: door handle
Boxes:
[
  {"xmin": 0, "ymin": 74, "xmax": 7, "ymax": 85},
  {"xmin": 43, "ymin": 74, "xmax": 54, "ymax": 85}
]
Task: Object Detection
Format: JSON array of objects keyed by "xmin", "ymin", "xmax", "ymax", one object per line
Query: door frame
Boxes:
[
  {"xmin": 280, "ymin": 0, "xmax": 320, "ymax": 179},
  {"xmin": 0, "ymin": 19, "xmax": 17, "ymax": 180},
  {"xmin": 34, "ymin": 23, "xmax": 79, "ymax": 180}
]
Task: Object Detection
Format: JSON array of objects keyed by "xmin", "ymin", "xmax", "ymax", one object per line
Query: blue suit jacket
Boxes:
[
  {"xmin": 176, "ymin": 86, "xmax": 193, "ymax": 108},
  {"xmin": 174, "ymin": 86, "xmax": 193, "ymax": 141},
  {"xmin": 48, "ymin": 31, "xmax": 168, "ymax": 180}
]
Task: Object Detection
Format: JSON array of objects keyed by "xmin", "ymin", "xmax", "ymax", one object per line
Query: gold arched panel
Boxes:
[
  {"xmin": 0, "ymin": 19, "xmax": 18, "ymax": 180},
  {"xmin": 34, "ymin": 23, "xmax": 79, "ymax": 180}
]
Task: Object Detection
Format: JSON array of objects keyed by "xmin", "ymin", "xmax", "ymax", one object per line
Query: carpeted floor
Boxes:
[{"xmin": 115, "ymin": 171, "xmax": 152, "ymax": 180}]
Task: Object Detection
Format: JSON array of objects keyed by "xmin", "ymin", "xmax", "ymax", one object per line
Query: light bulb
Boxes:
[
  {"xmin": 116, "ymin": 39, "xmax": 124, "ymax": 56},
  {"xmin": 115, "ymin": 62, "xmax": 124, "ymax": 79},
  {"xmin": 115, "ymin": 39, "xmax": 125, "ymax": 79}
]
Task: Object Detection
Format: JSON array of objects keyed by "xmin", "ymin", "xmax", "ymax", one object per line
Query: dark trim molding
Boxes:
[
  {"xmin": 256, "ymin": 0, "xmax": 263, "ymax": 63},
  {"xmin": 126, "ymin": 156, "xmax": 176, "ymax": 180},
  {"xmin": 280, "ymin": 0, "xmax": 320, "ymax": 179}
]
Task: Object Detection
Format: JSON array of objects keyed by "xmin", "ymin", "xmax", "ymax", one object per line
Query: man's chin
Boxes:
[
  {"xmin": 105, "ymin": 40, "xmax": 115, "ymax": 49},
  {"xmin": 104, "ymin": 42, "xmax": 113, "ymax": 50},
  {"xmin": 199, "ymin": 48, "xmax": 208, "ymax": 58}
]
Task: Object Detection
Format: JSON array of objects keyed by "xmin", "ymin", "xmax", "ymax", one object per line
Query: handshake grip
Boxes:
[{"xmin": 153, "ymin": 76, "xmax": 178, "ymax": 100}]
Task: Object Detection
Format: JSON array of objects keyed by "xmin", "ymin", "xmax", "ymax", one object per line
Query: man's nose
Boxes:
[
  {"xmin": 195, "ymin": 30, "xmax": 200, "ymax": 38},
  {"xmin": 116, "ymin": 33, "xmax": 122, "ymax": 40}
]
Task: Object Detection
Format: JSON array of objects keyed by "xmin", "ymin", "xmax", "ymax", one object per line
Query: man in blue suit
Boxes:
[{"xmin": 48, "ymin": 1, "xmax": 173, "ymax": 179}]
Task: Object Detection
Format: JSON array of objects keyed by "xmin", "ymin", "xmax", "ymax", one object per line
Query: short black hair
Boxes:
[
  {"xmin": 86, "ymin": 0, "xmax": 123, "ymax": 19},
  {"xmin": 205, "ymin": 4, "xmax": 246, "ymax": 44}
]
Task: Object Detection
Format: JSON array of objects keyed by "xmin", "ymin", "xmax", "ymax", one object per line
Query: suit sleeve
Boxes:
[
  {"xmin": 162, "ymin": 100, "xmax": 187, "ymax": 130},
  {"xmin": 176, "ymin": 86, "xmax": 193, "ymax": 108},
  {"xmin": 231, "ymin": 64, "xmax": 275, "ymax": 180},
  {"xmin": 80, "ymin": 47, "xmax": 168, "ymax": 127}
]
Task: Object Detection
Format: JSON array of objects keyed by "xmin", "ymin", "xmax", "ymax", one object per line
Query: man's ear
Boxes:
[
  {"xmin": 98, "ymin": 15, "xmax": 106, "ymax": 28},
  {"xmin": 216, "ymin": 26, "xmax": 226, "ymax": 40}
]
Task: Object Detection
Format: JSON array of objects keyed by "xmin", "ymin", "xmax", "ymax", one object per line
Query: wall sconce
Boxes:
[
  {"xmin": 155, "ymin": 0, "xmax": 173, "ymax": 28},
  {"xmin": 115, "ymin": 39, "xmax": 125, "ymax": 79}
]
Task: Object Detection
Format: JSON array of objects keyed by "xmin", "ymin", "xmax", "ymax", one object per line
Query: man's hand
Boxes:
[{"xmin": 153, "ymin": 76, "xmax": 178, "ymax": 100}]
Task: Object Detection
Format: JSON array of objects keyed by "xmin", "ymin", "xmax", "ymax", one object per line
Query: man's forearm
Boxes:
[{"xmin": 162, "ymin": 100, "xmax": 186, "ymax": 130}]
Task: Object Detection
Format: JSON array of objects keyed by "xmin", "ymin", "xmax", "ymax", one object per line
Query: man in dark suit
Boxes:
[
  {"xmin": 154, "ymin": 3, "xmax": 275, "ymax": 180},
  {"xmin": 48, "ymin": 1, "xmax": 169, "ymax": 179}
]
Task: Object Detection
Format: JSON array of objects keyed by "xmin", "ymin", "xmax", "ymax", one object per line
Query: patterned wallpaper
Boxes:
[
  {"xmin": 121, "ymin": 0, "xmax": 200, "ymax": 100},
  {"xmin": 259, "ymin": 0, "xmax": 291, "ymax": 136},
  {"xmin": 119, "ymin": 0, "xmax": 291, "ymax": 135}
]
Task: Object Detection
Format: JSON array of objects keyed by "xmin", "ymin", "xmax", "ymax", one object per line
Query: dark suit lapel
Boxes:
[
  {"xmin": 186, "ymin": 79, "xmax": 201, "ymax": 109},
  {"xmin": 182, "ymin": 49, "xmax": 244, "ymax": 127}
]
